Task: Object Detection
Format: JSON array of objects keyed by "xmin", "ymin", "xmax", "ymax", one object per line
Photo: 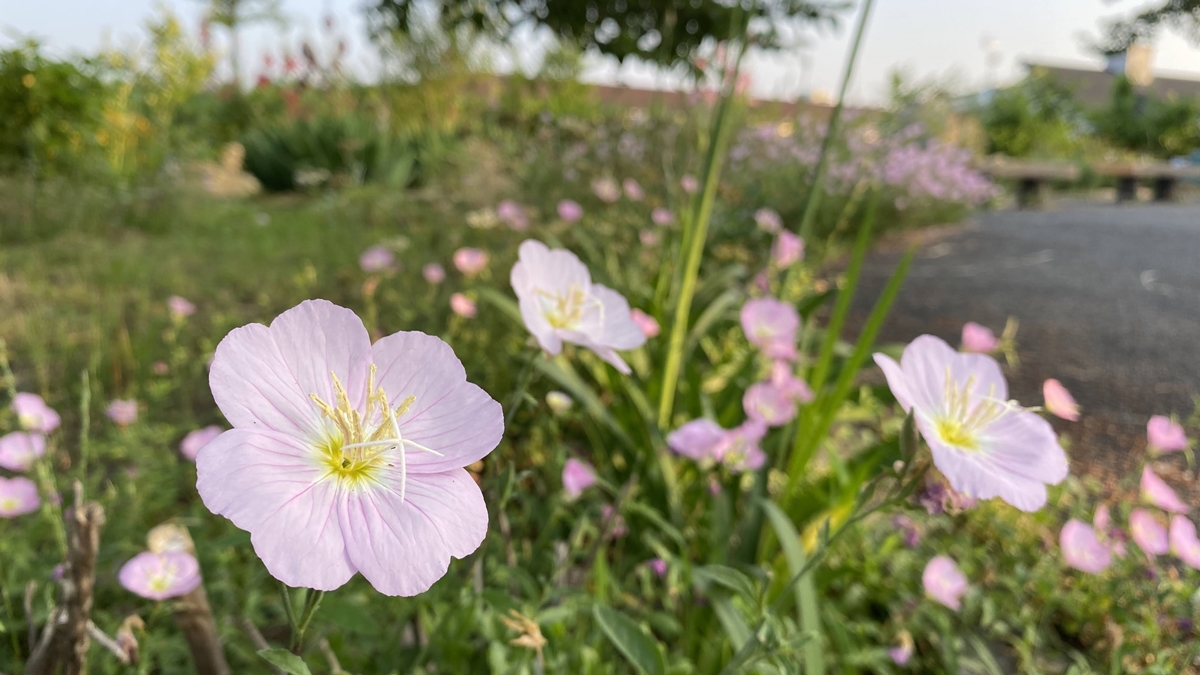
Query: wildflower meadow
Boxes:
[{"xmin": 3, "ymin": 1, "xmax": 1200, "ymax": 674}]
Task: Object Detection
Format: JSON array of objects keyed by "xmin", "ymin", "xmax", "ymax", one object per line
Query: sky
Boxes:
[{"xmin": 4, "ymin": 0, "xmax": 1200, "ymax": 104}]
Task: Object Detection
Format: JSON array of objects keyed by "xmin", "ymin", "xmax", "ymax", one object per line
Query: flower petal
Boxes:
[
  {"xmin": 592, "ymin": 285, "xmax": 646, "ymax": 350},
  {"xmin": 340, "ymin": 468, "xmax": 487, "ymax": 597},
  {"xmin": 195, "ymin": 428, "xmax": 355, "ymax": 590},
  {"xmin": 370, "ymin": 331, "xmax": 503, "ymax": 473},
  {"xmin": 210, "ymin": 300, "xmax": 371, "ymax": 439}
]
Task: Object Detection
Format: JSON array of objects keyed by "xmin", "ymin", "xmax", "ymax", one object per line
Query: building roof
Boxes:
[{"xmin": 1024, "ymin": 60, "xmax": 1200, "ymax": 106}]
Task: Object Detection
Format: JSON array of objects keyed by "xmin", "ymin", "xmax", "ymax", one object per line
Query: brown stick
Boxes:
[
  {"xmin": 147, "ymin": 523, "xmax": 231, "ymax": 675},
  {"xmin": 24, "ymin": 481, "xmax": 105, "ymax": 675},
  {"xmin": 237, "ymin": 616, "xmax": 286, "ymax": 675}
]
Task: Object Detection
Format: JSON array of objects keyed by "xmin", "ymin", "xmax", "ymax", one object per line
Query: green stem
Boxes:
[
  {"xmin": 279, "ymin": 581, "xmax": 297, "ymax": 634},
  {"xmin": 78, "ymin": 370, "xmax": 91, "ymax": 486},
  {"xmin": 795, "ymin": 0, "xmax": 876, "ymax": 245},
  {"xmin": 656, "ymin": 28, "xmax": 749, "ymax": 429},
  {"xmin": 504, "ymin": 349, "xmax": 539, "ymax": 427},
  {"xmin": 291, "ymin": 589, "xmax": 325, "ymax": 653}
]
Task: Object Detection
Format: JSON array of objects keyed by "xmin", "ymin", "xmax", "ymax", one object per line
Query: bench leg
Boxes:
[
  {"xmin": 1153, "ymin": 177, "xmax": 1176, "ymax": 202},
  {"xmin": 1016, "ymin": 178, "xmax": 1041, "ymax": 209},
  {"xmin": 1116, "ymin": 176, "xmax": 1138, "ymax": 202}
]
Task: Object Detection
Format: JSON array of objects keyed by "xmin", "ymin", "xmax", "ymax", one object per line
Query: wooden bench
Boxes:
[
  {"xmin": 1092, "ymin": 162, "xmax": 1200, "ymax": 203},
  {"xmin": 973, "ymin": 157, "xmax": 1081, "ymax": 209}
]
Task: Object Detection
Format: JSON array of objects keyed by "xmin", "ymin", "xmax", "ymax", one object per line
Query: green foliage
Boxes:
[
  {"xmin": 0, "ymin": 41, "xmax": 108, "ymax": 174},
  {"xmin": 980, "ymin": 71, "xmax": 1084, "ymax": 158},
  {"xmin": 368, "ymin": 0, "xmax": 847, "ymax": 71},
  {"xmin": 1090, "ymin": 76, "xmax": 1200, "ymax": 157}
]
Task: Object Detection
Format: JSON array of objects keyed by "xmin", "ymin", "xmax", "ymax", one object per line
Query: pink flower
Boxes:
[
  {"xmin": 453, "ymin": 248, "xmax": 489, "ymax": 276},
  {"xmin": 1043, "ymin": 379, "xmax": 1080, "ymax": 421},
  {"xmin": 714, "ymin": 421, "xmax": 768, "ymax": 473},
  {"xmin": 359, "ymin": 246, "xmax": 396, "ymax": 274},
  {"xmin": 12, "ymin": 393, "xmax": 59, "ymax": 433},
  {"xmin": 1060, "ymin": 519, "xmax": 1112, "ymax": 573},
  {"xmin": 197, "ymin": 300, "xmax": 503, "ymax": 596},
  {"xmin": 562, "ymin": 459, "xmax": 596, "ymax": 498},
  {"xmin": 622, "ymin": 178, "xmax": 644, "ymax": 201},
  {"xmin": 168, "ymin": 295, "xmax": 196, "ymax": 320},
  {"xmin": 743, "ymin": 382, "xmax": 797, "ymax": 427},
  {"xmin": 106, "ymin": 400, "xmax": 139, "ymax": 426},
  {"xmin": 1094, "ymin": 504, "xmax": 1111, "ymax": 533},
  {"xmin": 1140, "ymin": 466, "xmax": 1189, "ymax": 513},
  {"xmin": 648, "ymin": 558, "xmax": 668, "ymax": 577},
  {"xmin": 180, "ymin": 426, "xmax": 223, "ymax": 462},
  {"xmin": 422, "ymin": 263, "xmax": 446, "ymax": 285},
  {"xmin": 771, "ymin": 231, "xmax": 804, "ymax": 269},
  {"xmin": 681, "ymin": 174, "xmax": 699, "ymax": 194},
  {"xmin": 1129, "ymin": 508, "xmax": 1169, "ymax": 557},
  {"xmin": 592, "ymin": 178, "xmax": 621, "ymax": 203},
  {"xmin": 889, "ymin": 641, "xmax": 913, "ymax": 666},
  {"xmin": 639, "ymin": 230, "xmax": 660, "ymax": 247},
  {"xmin": 510, "ymin": 240, "xmax": 646, "ymax": 374},
  {"xmin": 922, "ymin": 555, "xmax": 967, "ymax": 610},
  {"xmin": 874, "ymin": 336, "xmax": 1068, "ymax": 512},
  {"xmin": 770, "ymin": 361, "xmax": 814, "ymax": 403},
  {"xmin": 651, "ymin": 208, "xmax": 673, "ymax": 226},
  {"xmin": 666, "ymin": 419, "xmax": 726, "ymax": 461},
  {"xmin": 449, "ymin": 293, "xmax": 476, "ymax": 318},
  {"xmin": 601, "ymin": 503, "xmax": 628, "ymax": 538},
  {"xmin": 118, "ymin": 552, "xmax": 202, "ymax": 601},
  {"xmin": 557, "ymin": 199, "xmax": 584, "ymax": 222},
  {"xmin": 1148, "ymin": 415, "xmax": 1189, "ymax": 454},
  {"xmin": 496, "ymin": 200, "xmax": 529, "ymax": 231},
  {"xmin": 960, "ymin": 322, "xmax": 998, "ymax": 353},
  {"xmin": 630, "ymin": 309, "xmax": 660, "ymax": 338},
  {"xmin": 1170, "ymin": 515, "xmax": 1200, "ymax": 569},
  {"xmin": 0, "ymin": 432, "xmax": 46, "ymax": 472},
  {"xmin": 740, "ymin": 297, "xmax": 799, "ymax": 361},
  {"xmin": 0, "ymin": 476, "xmax": 40, "ymax": 517},
  {"xmin": 153, "ymin": 361, "xmax": 169, "ymax": 375},
  {"xmin": 755, "ymin": 208, "xmax": 782, "ymax": 233}
]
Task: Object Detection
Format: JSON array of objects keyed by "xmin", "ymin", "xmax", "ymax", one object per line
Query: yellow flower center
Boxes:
[
  {"xmin": 932, "ymin": 369, "xmax": 1012, "ymax": 451},
  {"xmin": 0, "ymin": 497, "xmax": 18, "ymax": 512},
  {"xmin": 308, "ymin": 366, "xmax": 439, "ymax": 500},
  {"xmin": 536, "ymin": 284, "xmax": 602, "ymax": 330}
]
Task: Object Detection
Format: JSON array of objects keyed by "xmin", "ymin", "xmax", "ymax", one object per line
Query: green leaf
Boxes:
[
  {"xmin": 762, "ymin": 501, "xmax": 824, "ymax": 675},
  {"xmin": 693, "ymin": 565, "xmax": 757, "ymax": 602},
  {"xmin": 899, "ymin": 411, "xmax": 919, "ymax": 461},
  {"xmin": 593, "ymin": 605, "xmax": 667, "ymax": 675},
  {"xmin": 257, "ymin": 648, "xmax": 313, "ymax": 675},
  {"xmin": 474, "ymin": 286, "xmax": 524, "ymax": 326},
  {"xmin": 710, "ymin": 595, "xmax": 752, "ymax": 648}
]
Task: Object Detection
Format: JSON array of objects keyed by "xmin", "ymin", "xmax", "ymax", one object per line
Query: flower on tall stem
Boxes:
[
  {"xmin": 1129, "ymin": 508, "xmax": 1169, "ymax": 557},
  {"xmin": 922, "ymin": 555, "xmax": 967, "ymax": 610},
  {"xmin": 197, "ymin": 300, "xmax": 503, "ymax": 596},
  {"xmin": 450, "ymin": 293, "xmax": 477, "ymax": 318},
  {"xmin": 874, "ymin": 335, "xmax": 1068, "ymax": 512},
  {"xmin": 107, "ymin": 400, "xmax": 139, "ymax": 426},
  {"xmin": 740, "ymin": 297, "xmax": 799, "ymax": 361},
  {"xmin": 0, "ymin": 476, "xmax": 40, "ymax": 517},
  {"xmin": 0, "ymin": 432, "xmax": 46, "ymax": 472},
  {"xmin": 510, "ymin": 240, "xmax": 645, "ymax": 374},
  {"xmin": 422, "ymin": 263, "xmax": 446, "ymax": 285},
  {"xmin": 1060, "ymin": 519, "xmax": 1112, "ymax": 573},
  {"xmin": 359, "ymin": 247, "xmax": 396, "ymax": 274},
  {"xmin": 959, "ymin": 322, "xmax": 997, "ymax": 353},
  {"xmin": 557, "ymin": 200, "xmax": 583, "ymax": 223},
  {"xmin": 1147, "ymin": 415, "xmax": 1188, "ymax": 454},
  {"xmin": 742, "ymin": 382, "xmax": 797, "ymax": 427},
  {"xmin": 119, "ymin": 551, "xmax": 202, "ymax": 601},
  {"xmin": 771, "ymin": 231, "xmax": 804, "ymax": 269},
  {"xmin": 11, "ymin": 393, "xmax": 60, "ymax": 433},
  {"xmin": 561, "ymin": 459, "xmax": 596, "ymax": 499},
  {"xmin": 1140, "ymin": 466, "xmax": 1189, "ymax": 514},
  {"xmin": 1169, "ymin": 515, "xmax": 1200, "ymax": 569},
  {"xmin": 453, "ymin": 248, "xmax": 489, "ymax": 277},
  {"xmin": 180, "ymin": 426, "xmax": 223, "ymax": 462},
  {"xmin": 1043, "ymin": 379, "xmax": 1080, "ymax": 421}
]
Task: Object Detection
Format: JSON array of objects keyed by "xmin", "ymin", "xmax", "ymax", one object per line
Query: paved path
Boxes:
[{"xmin": 851, "ymin": 203, "xmax": 1200, "ymax": 491}]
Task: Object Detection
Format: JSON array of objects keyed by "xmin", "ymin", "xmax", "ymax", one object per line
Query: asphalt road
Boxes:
[{"xmin": 850, "ymin": 203, "xmax": 1200, "ymax": 491}]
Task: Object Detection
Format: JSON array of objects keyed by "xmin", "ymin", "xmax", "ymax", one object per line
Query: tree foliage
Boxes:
[
  {"xmin": 1090, "ymin": 76, "xmax": 1200, "ymax": 157},
  {"xmin": 979, "ymin": 71, "xmax": 1084, "ymax": 158},
  {"xmin": 1101, "ymin": 0, "xmax": 1200, "ymax": 53},
  {"xmin": 367, "ymin": 0, "xmax": 847, "ymax": 71}
]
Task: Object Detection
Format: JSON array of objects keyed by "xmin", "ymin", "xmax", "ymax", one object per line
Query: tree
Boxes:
[
  {"xmin": 201, "ymin": 0, "xmax": 283, "ymax": 87},
  {"xmin": 367, "ymin": 0, "xmax": 847, "ymax": 73},
  {"xmin": 979, "ymin": 71, "xmax": 1084, "ymax": 158},
  {"xmin": 1101, "ymin": 0, "xmax": 1200, "ymax": 53}
]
